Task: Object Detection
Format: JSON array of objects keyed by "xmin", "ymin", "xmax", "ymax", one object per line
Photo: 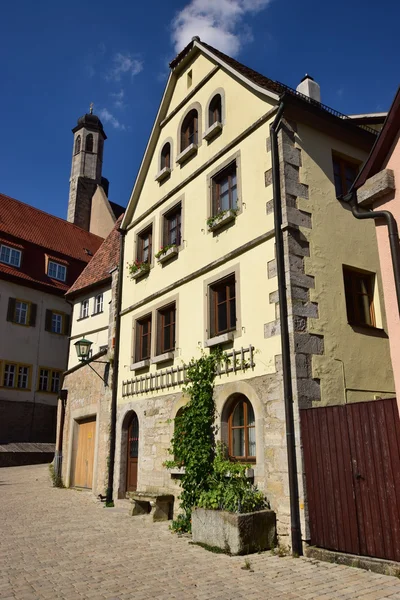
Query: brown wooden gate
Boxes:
[{"xmin": 301, "ymin": 398, "xmax": 400, "ymax": 561}]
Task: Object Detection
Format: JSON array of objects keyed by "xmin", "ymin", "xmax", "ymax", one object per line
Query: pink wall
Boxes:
[{"xmin": 373, "ymin": 131, "xmax": 400, "ymax": 397}]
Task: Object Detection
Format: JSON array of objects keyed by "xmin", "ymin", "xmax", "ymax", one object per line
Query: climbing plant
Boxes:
[{"xmin": 165, "ymin": 349, "xmax": 223, "ymax": 533}]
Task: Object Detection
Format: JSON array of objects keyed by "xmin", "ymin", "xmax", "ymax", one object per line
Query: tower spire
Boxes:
[{"xmin": 89, "ymin": 102, "xmax": 94, "ymax": 115}]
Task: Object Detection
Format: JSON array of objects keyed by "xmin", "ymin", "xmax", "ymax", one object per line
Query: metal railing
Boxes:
[{"xmin": 122, "ymin": 344, "xmax": 255, "ymax": 397}]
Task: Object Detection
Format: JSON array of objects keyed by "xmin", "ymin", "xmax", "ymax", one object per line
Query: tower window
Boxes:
[
  {"xmin": 161, "ymin": 143, "xmax": 171, "ymax": 170},
  {"xmin": 85, "ymin": 134, "xmax": 94, "ymax": 153},
  {"xmin": 209, "ymin": 94, "xmax": 222, "ymax": 126},
  {"xmin": 181, "ymin": 110, "xmax": 198, "ymax": 151},
  {"xmin": 74, "ymin": 135, "xmax": 81, "ymax": 155}
]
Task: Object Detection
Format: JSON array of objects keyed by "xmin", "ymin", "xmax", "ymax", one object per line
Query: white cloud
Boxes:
[
  {"xmin": 98, "ymin": 108, "xmax": 126, "ymax": 131},
  {"xmin": 171, "ymin": 0, "xmax": 272, "ymax": 56},
  {"xmin": 110, "ymin": 89, "xmax": 125, "ymax": 109},
  {"xmin": 106, "ymin": 53, "xmax": 143, "ymax": 82}
]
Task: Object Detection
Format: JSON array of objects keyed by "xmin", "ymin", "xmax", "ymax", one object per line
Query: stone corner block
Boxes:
[{"xmin": 358, "ymin": 168, "xmax": 395, "ymax": 206}]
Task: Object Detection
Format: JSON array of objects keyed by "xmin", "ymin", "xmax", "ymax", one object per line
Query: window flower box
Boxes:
[
  {"xmin": 205, "ymin": 332, "xmax": 234, "ymax": 348},
  {"xmin": 151, "ymin": 352, "xmax": 174, "ymax": 365},
  {"xmin": 207, "ymin": 208, "xmax": 238, "ymax": 232},
  {"xmin": 130, "ymin": 359, "xmax": 150, "ymax": 371},
  {"xmin": 128, "ymin": 260, "xmax": 150, "ymax": 281},
  {"xmin": 176, "ymin": 143, "xmax": 198, "ymax": 165},
  {"xmin": 155, "ymin": 166, "xmax": 171, "ymax": 183},
  {"xmin": 191, "ymin": 508, "xmax": 276, "ymax": 555},
  {"xmin": 203, "ymin": 121, "xmax": 223, "ymax": 142},
  {"xmin": 156, "ymin": 244, "xmax": 178, "ymax": 264}
]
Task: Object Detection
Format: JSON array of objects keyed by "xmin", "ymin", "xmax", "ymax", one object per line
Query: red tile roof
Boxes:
[
  {"xmin": 0, "ymin": 193, "xmax": 104, "ymax": 294},
  {"xmin": 66, "ymin": 215, "xmax": 123, "ymax": 297}
]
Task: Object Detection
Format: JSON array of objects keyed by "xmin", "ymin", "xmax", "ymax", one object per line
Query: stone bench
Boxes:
[{"xmin": 127, "ymin": 492, "xmax": 174, "ymax": 521}]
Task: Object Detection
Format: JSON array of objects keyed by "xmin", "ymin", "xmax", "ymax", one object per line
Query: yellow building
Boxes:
[{"xmin": 115, "ymin": 38, "xmax": 394, "ymax": 547}]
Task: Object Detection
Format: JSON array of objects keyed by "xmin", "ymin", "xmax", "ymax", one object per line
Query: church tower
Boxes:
[{"xmin": 67, "ymin": 105, "xmax": 107, "ymax": 230}]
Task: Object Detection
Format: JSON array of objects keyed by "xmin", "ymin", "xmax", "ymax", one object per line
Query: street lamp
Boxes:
[{"xmin": 74, "ymin": 338, "xmax": 93, "ymax": 361}]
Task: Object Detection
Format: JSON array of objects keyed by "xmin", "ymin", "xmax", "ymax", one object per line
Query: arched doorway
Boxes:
[
  {"xmin": 126, "ymin": 412, "xmax": 139, "ymax": 492},
  {"xmin": 221, "ymin": 394, "xmax": 256, "ymax": 463}
]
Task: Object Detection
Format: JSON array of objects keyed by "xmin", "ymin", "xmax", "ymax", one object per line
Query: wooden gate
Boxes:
[
  {"xmin": 73, "ymin": 418, "xmax": 96, "ymax": 489},
  {"xmin": 301, "ymin": 398, "xmax": 400, "ymax": 561}
]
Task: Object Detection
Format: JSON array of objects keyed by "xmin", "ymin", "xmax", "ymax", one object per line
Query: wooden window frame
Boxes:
[
  {"xmin": 228, "ymin": 398, "xmax": 256, "ymax": 462},
  {"xmin": 209, "ymin": 94, "xmax": 222, "ymax": 126},
  {"xmin": 48, "ymin": 260, "xmax": 67, "ymax": 282},
  {"xmin": 0, "ymin": 244, "xmax": 22, "ymax": 267},
  {"xmin": 332, "ymin": 154, "xmax": 359, "ymax": 198},
  {"xmin": 181, "ymin": 109, "xmax": 198, "ymax": 151},
  {"xmin": 135, "ymin": 315, "xmax": 152, "ymax": 361},
  {"xmin": 1, "ymin": 362, "xmax": 31, "ymax": 390},
  {"xmin": 209, "ymin": 274, "xmax": 236, "ymax": 337},
  {"xmin": 137, "ymin": 226, "xmax": 152, "ymax": 264},
  {"xmin": 157, "ymin": 303, "xmax": 176, "ymax": 355},
  {"xmin": 163, "ymin": 204, "xmax": 182, "ymax": 247},
  {"xmin": 161, "ymin": 143, "xmax": 171, "ymax": 170},
  {"xmin": 38, "ymin": 367, "xmax": 62, "ymax": 393},
  {"xmin": 212, "ymin": 162, "xmax": 237, "ymax": 216},
  {"xmin": 343, "ymin": 266, "xmax": 376, "ymax": 328}
]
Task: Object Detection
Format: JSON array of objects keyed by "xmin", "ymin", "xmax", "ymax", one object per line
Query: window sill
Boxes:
[
  {"xmin": 77, "ymin": 316, "xmax": 89, "ymax": 321},
  {"xmin": 155, "ymin": 167, "xmax": 171, "ymax": 183},
  {"xmin": 168, "ymin": 467, "xmax": 185, "ymax": 477},
  {"xmin": 151, "ymin": 352, "xmax": 174, "ymax": 365},
  {"xmin": 131, "ymin": 267, "xmax": 150, "ymax": 281},
  {"xmin": 205, "ymin": 332, "xmax": 235, "ymax": 347},
  {"xmin": 208, "ymin": 210, "xmax": 237, "ymax": 232},
  {"xmin": 91, "ymin": 310, "xmax": 104, "ymax": 316},
  {"xmin": 203, "ymin": 121, "xmax": 223, "ymax": 141},
  {"xmin": 157, "ymin": 246, "xmax": 179, "ymax": 264},
  {"xmin": 130, "ymin": 359, "xmax": 150, "ymax": 371},
  {"xmin": 176, "ymin": 143, "xmax": 198, "ymax": 165}
]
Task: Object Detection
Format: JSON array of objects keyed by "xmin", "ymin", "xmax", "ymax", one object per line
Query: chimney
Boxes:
[{"xmin": 296, "ymin": 74, "xmax": 321, "ymax": 103}]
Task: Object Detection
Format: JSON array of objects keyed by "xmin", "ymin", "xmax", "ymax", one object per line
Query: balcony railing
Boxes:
[{"xmin": 122, "ymin": 344, "xmax": 255, "ymax": 397}]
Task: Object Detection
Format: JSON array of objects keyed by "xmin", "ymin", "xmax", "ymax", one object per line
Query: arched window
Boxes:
[
  {"xmin": 228, "ymin": 396, "xmax": 256, "ymax": 461},
  {"xmin": 74, "ymin": 135, "xmax": 81, "ymax": 155},
  {"xmin": 209, "ymin": 94, "xmax": 222, "ymax": 126},
  {"xmin": 161, "ymin": 143, "xmax": 171, "ymax": 169},
  {"xmin": 85, "ymin": 134, "xmax": 94, "ymax": 152},
  {"xmin": 181, "ymin": 109, "xmax": 198, "ymax": 151}
]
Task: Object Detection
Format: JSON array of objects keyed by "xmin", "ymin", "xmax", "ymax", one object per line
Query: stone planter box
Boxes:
[
  {"xmin": 208, "ymin": 210, "xmax": 237, "ymax": 232},
  {"xmin": 131, "ymin": 266, "xmax": 150, "ymax": 280},
  {"xmin": 192, "ymin": 507, "xmax": 276, "ymax": 555},
  {"xmin": 157, "ymin": 246, "xmax": 178, "ymax": 264}
]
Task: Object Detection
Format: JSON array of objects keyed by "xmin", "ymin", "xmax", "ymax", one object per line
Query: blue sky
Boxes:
[{"xmin": 0, "ymin": 0, "xmax": 398, "ymax": 221}]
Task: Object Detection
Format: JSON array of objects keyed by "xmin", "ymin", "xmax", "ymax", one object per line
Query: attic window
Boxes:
[
  {"xmin": 187, "ymin": 70, "xmax": 192, "ymax": 88},
  {"xmin": 0, "ymin": 244, "xmax": 22, "ymax": 268},
  {"xmin": 47, "ymin": 261, "xmax": 67, "ymax": 282}
]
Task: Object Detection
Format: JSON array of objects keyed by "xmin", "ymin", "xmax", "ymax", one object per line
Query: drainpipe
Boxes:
[
  {"xmin": 344, "ymin": 192, "xmax": 400, "ymax": 316},
  {"xmin": 54, "ymin": 388, "xmax": 68, "ymax": 480},
  {"xmin": 270, "ymin": 101, "xmax": 303, "ymax": 556},
  {"xmin": 106, "ymin": 228, "xmax": 126, "ymax": 504}
]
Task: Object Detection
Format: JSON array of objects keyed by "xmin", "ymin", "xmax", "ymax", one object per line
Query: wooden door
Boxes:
[
  {"xmin": 73, "ymin": 418, "xmax": 96, "ymax": 489},
  {"xmin": 301, "ymin": 399, "xmax": 400, "ymax": 561},
  {"xmin": 126, "ymin": 413, "xmax": 139, "ymax": 492}
]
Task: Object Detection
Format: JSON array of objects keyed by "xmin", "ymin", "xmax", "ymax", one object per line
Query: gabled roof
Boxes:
[
  {"xmin": 354, "ymin": 86, "xmax": 400, "ymax": 190},
  {"xmin": 0, "ymin": 193, "xmax": 103, "ymax": 261},
  {"xmin": 66, "ymin": 214, "xmax": 123, "ymax": 297}
]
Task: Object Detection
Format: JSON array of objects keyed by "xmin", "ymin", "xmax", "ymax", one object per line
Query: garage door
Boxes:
[{"xmin": 73, "ymin": 418, "xmax": 96, "ymax": 489}]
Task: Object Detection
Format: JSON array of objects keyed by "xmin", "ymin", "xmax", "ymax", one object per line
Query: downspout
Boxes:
[
  {"xmin": 344, "ymin": 191, "xmax": 400, "ymax": 316},
  {"xmin": 270, "ymin": 101, "xmax": 303, "ymax": 556},
  {"xmin": 106, "ymin": 228, "xmax": 126, "ymax": 504}
]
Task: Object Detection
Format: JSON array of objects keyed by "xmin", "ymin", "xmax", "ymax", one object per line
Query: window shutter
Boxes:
[
  {"xmin": 156, "ymin": 311, "xmax": 162, "ymax": 355},
  {"xmin": 29, "ymin": 303, "xmax": 37, "ymax": 327},
  {"xmin": 63, "ymin": 314, "xmax": 71, "ymax": 336},
  {"xmin": 7, "ymin": 298, "xmax": 16, "ymax": 322},
  {"xmin": 45, "ymin": 309, "xmax": 52, "ymax": 332},
  {"xmin": 135, "ymin": 324, "xmax": 140, "ymax": 362},
  {"xmin": 209, "ymin": 287, "xmax": 216, "ymax": 338}
]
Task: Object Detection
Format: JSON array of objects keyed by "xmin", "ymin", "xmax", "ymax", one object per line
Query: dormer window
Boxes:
[
  {"xmin": 0, "ymin": 244, "xmax": 22, "ymax": 268},
  {"xmin": 161, "ymin": 143, "xmax": 171, "ymax": 169},
  {"xmin": 85, "ymin": 134, "xmax": 94, "ymax": 152},
  {"xmin": 181, "ymin": 109, "xmax": 198, "ymax": 151},
  {"xmin": 74, "ymin": 135, "xmax": 81, "ymax": 155},
  {"xmin": 209, "ymin": 94, "xmax": 222, "ymax": 126},
  {"xmin": 48, "ymin": 261, "xmax": 66, "ymax": 282}
]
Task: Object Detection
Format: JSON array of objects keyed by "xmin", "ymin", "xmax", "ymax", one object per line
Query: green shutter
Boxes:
[
  {"xmin": 45, "ymin": 309, "xmax": 52, "ymax": 332},
  {"xmin": 7, "ymin": 298, "xmax": 16, "ymax": 322},
  {"xmin": 29, "ymin": 303, "xmax": 37, "ymax": 327},
  {"xmin": 63, "ymin": 314, "xmax": 71, "ymax": 336}
]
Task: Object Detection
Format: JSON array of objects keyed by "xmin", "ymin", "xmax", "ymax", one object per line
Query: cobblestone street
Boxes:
[{"xmin": 1, "ymin": 465, "xmax": 400, "ymax": 600}]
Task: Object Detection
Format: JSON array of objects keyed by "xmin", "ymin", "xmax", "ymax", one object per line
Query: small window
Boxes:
[
  {"xmin": 209, "ymin": 94, "xmax": 222, "ymax": 126},
  {"xmin": 181, "ymin": 109, "xmax": 198, "ymax": 151},
  {"xmin": 38, "ymin": 368, "xmax": 61, "ymax": 393},
  {"xmin": 163, "ymin": 204, "xmax": 182, "ymax": 247},
  {"xmin": 343, "ymin": 267, "xmax": 376, "ymax": 328},
  {"xmin": 7, "ymin": 298, "xmax": 36, "ymax": 327},
  {"xmin": 85, "ymin": 133, "xmax": 94, "ymax": 152},
  {"xmin": 80, "ymin": 300, "xmax": 89, "ymax": 319},
  {"xmin": 212, "ymin": 162, "xmax": 237, "ymax": 216},
  {"xmin": 161, "ymin": 143, "xmax": 171, "ymax": 170},
  {"xmin": 2, "ymin": 363, "xmax": 30, "ymax": 390},
  {"xmin": 74, "ymin": 135, "xmax": 81, "ymax": 155},
  {"xmin": 0, "ymin": 244, "xmax": 21, "ymax": 267},
  {"xmin": 135, "ymin": 315, "xmax": 152, "ymax": 361},
  {"xmin": 333, "ymin": 155, "xmax": 359, "ymax": 197},
  {"xmin": 15, "ymin": 300, "xmax": 29, "ymax": 325},
  {"xmin": 209, "ymin": 274, "xmax": 236, "ymax": 337},
  {"xmin": 51, "ymin": 312, "xmax": 63, "ymax": 334},
  {"xmin": 157, "ymin": 303, "xmax": 176, "ymax": 355},
  {"xmin": 228, "ymin": 397, "xmax": 256, "ymax": 461},
  {"xmin": 94, "ymin": 294, "xmax": 103, "ymax": 314},
  {"xmin": 48, "ymin": 261, "xmax": 66, "ymax": 282},
  {"xmin": 137, "ymin": 226, "xmax": 152, "ymax": 264},
  {"xmin": 45, "ymin": 309, "xmax": 69, "ymax": 335}
]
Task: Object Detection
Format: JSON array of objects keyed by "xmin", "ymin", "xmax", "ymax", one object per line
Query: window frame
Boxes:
[
  {"xmin": 94, "ymin": 293, "xmax": 104, "ymax": 315},
  {"xmin": 1, "ymin": 362, "xmax": 31, "ymax": 390},
  {"xmin": 180, "ymin": 109, "xmax": 198, "ymax": 151},
  {"xmin": 47, "ymin": 260, "xmax": 67, "ymax": 282},
  {"xmin": 161, "ymin": 143, "xmax": 171, "ymax": 170},
  {"xmin": 209, "ymin": 274, "xmax": 236, "ymax": 338},
  {"xmin": 343, "ymin": 266, "xmax": 376, "ymax": 328},
  {"xmin": 157, "ymin": 303, "xmax": 176, "ymax": 355},
  {"xmin": 14, "ymin": 299, "xmax": 30, "ymax": 326},
  {"xmin": 212, "ymin": 162, "xmax": 238, "ymax": 216},
  {"xmin": 228, "ymin": 397, "xmax": 256, "ymax": 462},
  {"xmin": 135, "ymin": 314, "xmax": 152, "ymax": 362},
  {"xmin": 208, "ymin": 94, "xmax": 222, "ymax": 127},
  {"xmin": 74, "ymin": 135, "xmax": 81, "ymax": 155},
  {"xmin": 85, "ymin": 133, "xmax": 94, "ymax": 153},
  {"xmin": 38, "ymin": 367, "xmax": 62, "ymax": 394},
  {"xmin": 163, "ymin": 203, "xmax": 182, "ymax": 248},
  {"xmin": 51, "ymin": 311, "xmax": 64, "ymax": 334},
  {"xmin": 137, "ymin": 226, "xmax": 153, "ymax": 265},
  {"xmin": 0, "ymin": 244, "xmax": 22, "ymax": 268},
  {"xmin": 332, "ymin": 154, "xmax": 360, "ymax": 198},
  {"xmin": 80, "ymin": 299, "xmax": 89, "ymax": 320}
]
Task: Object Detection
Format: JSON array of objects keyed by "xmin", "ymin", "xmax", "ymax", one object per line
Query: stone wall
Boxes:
[{"xmin": 0, "ymin": 399, "xmax": 56, "ymax": 443}]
